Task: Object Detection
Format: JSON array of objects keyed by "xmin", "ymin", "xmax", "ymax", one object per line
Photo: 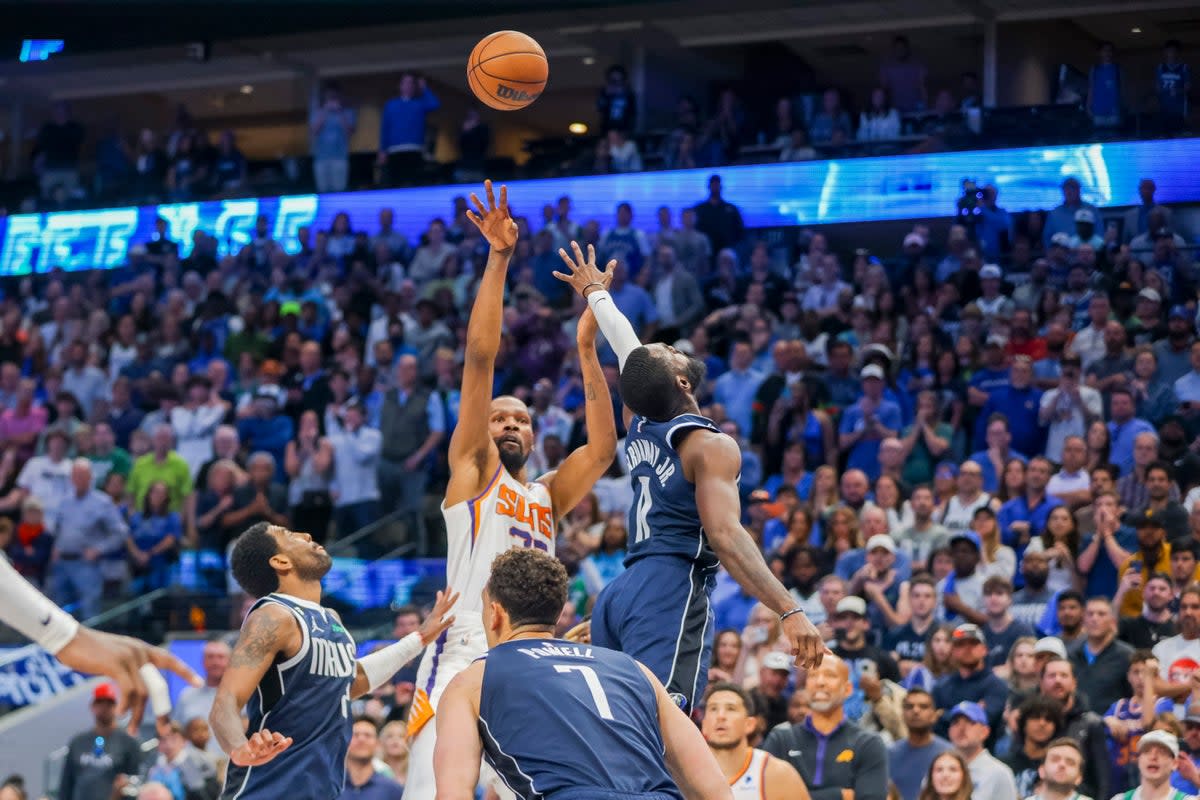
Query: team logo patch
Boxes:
[
  {"xmin": 668, "ymin": 692, "xmax": 688, "ymax": 709},
  {"xmin": 836, "ymin": 749, "xmax": 855, "ymax": 762}
]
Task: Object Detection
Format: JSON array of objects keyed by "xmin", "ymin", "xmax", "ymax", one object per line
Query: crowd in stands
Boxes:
[
  {"xmin": 6, "ymin": 118, "xmax": 1200, "ymax": 797},
  {"xmin": 26, "ymin": 35, "xmax": 1193, "ymax": 212}
]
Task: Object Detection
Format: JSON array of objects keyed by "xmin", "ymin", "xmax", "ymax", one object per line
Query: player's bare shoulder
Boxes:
[{"xmin": 678, "ymin": 425, "xmax": 741, "ymax": 479}]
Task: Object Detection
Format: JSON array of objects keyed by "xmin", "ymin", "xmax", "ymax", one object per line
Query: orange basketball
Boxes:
[{"xmin": 467, "ymin": 31, "xmax": 548, "ymax": 111}]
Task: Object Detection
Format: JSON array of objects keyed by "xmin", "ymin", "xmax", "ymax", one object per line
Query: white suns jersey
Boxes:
[
  {"xmin": 442, "ymin": 464, "xmax": 556, "ymax": 615},
  {"xmin": 730, "ymin": 749, "xmax": 770, "ymax": 800}
]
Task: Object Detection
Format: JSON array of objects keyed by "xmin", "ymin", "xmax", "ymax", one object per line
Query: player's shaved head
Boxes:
[
  {"xmin": 485, "ymin": 549, "xmax": 568, "ymax": 630},
  {"xmin": 619, "ymin": 344, "xmax": 705, "ymax": 421}
]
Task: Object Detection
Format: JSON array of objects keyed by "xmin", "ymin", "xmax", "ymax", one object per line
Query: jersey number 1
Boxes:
[{"xmin": 554, "ymin": 664, "xmax": 614, "ymax": 720}]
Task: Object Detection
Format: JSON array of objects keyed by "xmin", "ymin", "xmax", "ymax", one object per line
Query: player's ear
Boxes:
[
  {"xmin": 741, "ymin": 714, "xmax": 757, "ymax": 739},
  {"xmin": 268, "ymin": 552, "xmax": 292, "ymax": 573}
]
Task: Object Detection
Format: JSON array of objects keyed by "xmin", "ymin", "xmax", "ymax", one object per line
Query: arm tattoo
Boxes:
[
  {"xmin": 584, "ymin": 381, "xmax": 598, "ymax": 402},
  {"xmin": 230, "ymin": 610, "xmax": 282, "ymax": 668}
]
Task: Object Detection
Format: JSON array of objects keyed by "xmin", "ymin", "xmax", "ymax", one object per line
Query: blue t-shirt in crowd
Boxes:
[
  {"xmin": 889, "ymin": 737, "xmax": 954, "ymax": 800},
  {"xmin": 840, "ymin": 399, "xmax": 903, "ymax": 481}
]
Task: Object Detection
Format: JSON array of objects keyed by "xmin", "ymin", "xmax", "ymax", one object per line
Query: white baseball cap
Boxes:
[
  {"xmin": 836, "ymin": 596, "xmax": 868, "ymax": 617},
  {"xmin": 866, "ymin": 534, "xmax": 897, "ymax": 554},
  {"xmin": 1034, "ymin": 637, "xmax": 1067, "ymax": 659},
  {"xmin": 1138, "ymin": 729, "xmax": 1179, "ymax": 759},
  {"xmin": 762, "ymin": 652, "xmax": 794, "ymax": 672},
  {"xmin": 860, "ymin": 364, "xmax": 885, "ymax": 381}
]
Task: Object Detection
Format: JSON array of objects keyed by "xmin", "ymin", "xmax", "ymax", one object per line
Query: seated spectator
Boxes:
[
  {"xmin": 211, "ymin": 130, "xmax": 247, "ymax": 194},
  {"xmin": 1004, "ymin": 694, "xmax": 1065, "ymax": 796},
  {"xmin": 222, "ymin": 452, "xmax": 289, "ymax": 536},
  {"xmin": 945, "ymin": 702, "xmax": 1017, "ymax": 799},
  {"xmin": 1038, "ymin": 658, "xmax": 1110, "ymax": 799},
  {"xmin": 858, "ymin": 88, "xmax": 901, "ymax": 142},
  {"xmin": 235, "ymin": 389, "xmax": 294, "ymax": 479},
  {"xmin": 605, "ymin": 129, "xmax": 642, "ymax": 173},
  {"xmin": 809, "ymin": 88, "xmax": 854, "ymax": 143},
  {"xmin": 1024, "ymin": 505, "xmax": 1082, "ymax": 594}
]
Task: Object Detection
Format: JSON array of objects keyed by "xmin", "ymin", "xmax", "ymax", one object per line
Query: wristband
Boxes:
[
  {"xmin": 582, "ymin": 282, "xmax": 606, "ymax": 297},
  {"xmin": 779, "ymin": 607, "xmax": 807, "ymax": 623}
]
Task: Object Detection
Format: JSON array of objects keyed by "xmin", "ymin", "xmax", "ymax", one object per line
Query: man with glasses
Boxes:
[{"xmin": 1039, "ymin": 355, "xmax": 1102, "ymax": 464}]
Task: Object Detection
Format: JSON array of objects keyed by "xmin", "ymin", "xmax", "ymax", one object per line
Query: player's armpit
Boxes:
[
  {"xmin": 765, "ymin": 755, "xmax": 811, "ymax": 800},
  {"xmin": 210, "ymin": 603, "xmax": 299, "ymax": 756},
  {"xmin": 639, "ymin": 664, "xmax": 732, "ymax": 800},
  {"xmin": 434, "ymin": 666, "xmax": 485, "ymax": 800}
]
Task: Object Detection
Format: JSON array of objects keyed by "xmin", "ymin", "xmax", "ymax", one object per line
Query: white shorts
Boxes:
[{"xmin": 406, "ymin": 614, "xmax": 513, "ymax": 800}]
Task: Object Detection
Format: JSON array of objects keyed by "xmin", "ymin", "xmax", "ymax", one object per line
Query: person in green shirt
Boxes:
[
  {"xmin": 128, "ymin": 424, "xmax": 194, "ymax": 519},
  {"xmin": 901, "ymin": 390, "xmax": 955, "ymax": 487},
  {"xmin": 87, "ymin": 422, "xmax": 132, "ymax": 488}
]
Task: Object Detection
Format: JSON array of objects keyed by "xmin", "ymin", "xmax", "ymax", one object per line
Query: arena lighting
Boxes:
[
  {"xmin": 582, "ymin": 56, "xmax": 596, "ymax": 65},
  {"xmin": 568, "ymin": 122, "xmax": 589, "ymax": 134},
  {"xmin": 1131, "ymin": 27, "xmax": 1143, "ymax": 33},
  {"xmin": 240, "ymin": 84, "xmax": 254, "ymax": 94},
  {"xmin": 4, "ymin": 136, "xmax": 1200, "ymax": 276},
  {"xmin": 18, "ymin": 39, "xmax": 64, "ymax": 63}
]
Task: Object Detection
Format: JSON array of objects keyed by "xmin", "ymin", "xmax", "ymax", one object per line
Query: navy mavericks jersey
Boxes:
[
  {"xmin": 221, "ymin": 594, "xmax": 356, "ymax": 800},
  {"xmin": 624, "ymin": 413, "xmax": 721, "ymax": 570},
  {"xmin": 478, "ymin": 639, "xmax": 682, "ymax": 799}
]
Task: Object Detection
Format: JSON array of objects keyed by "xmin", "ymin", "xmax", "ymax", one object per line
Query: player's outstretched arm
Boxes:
[
  {"xmin": 764, "ymin": 756, "xmax": 811, "ymax": 800},
  {"xmin": 447, "ymin": 180, "xmax": 518, "ymax": 505},
  {"xmin": 639, "ymin": 664, "xmax": 732, "ymax": 800},
  {"xmin": 555, "ymin": 242, "xmax": 641, "ymax": 370},
  {"xmin": 434, "ymin": 664, "xmax": 485, "ymax": 800},
  {"xmin": 0, "ymin": 556, "xmax": 202, "ymax": 732},
  {"xmin": 685, "ymin": 432, "xmax": 826, "ymax": 670},
  {"xmin": 350, "ymin": 589, "xmax": 458, "ymax": 698},
  {"xmin": 541, "ymin": 308, "xmax": 617, "ymax": 514},
  {"xmin": 210, "ymin": 603, "xmax": 299, "ymax": 766}
]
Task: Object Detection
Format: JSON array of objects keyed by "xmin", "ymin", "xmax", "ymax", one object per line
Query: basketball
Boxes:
[{"xmin": 467, "ymin": 30, "xmax": 548, "ymax": 111}]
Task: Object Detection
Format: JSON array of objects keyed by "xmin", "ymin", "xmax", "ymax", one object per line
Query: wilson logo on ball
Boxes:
[{"xmin": 496, "ymin": 84, "xmax": 539, "ymax": 102}]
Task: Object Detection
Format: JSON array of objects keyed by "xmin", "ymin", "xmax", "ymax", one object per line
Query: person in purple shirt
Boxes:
[
  {"xmin": 1108, "ymin": 387, "xmax": 1157, "ymax": 476},
  {"xmin": 839, "ymin": 365, "xmax": 903, "ymax": 482}
]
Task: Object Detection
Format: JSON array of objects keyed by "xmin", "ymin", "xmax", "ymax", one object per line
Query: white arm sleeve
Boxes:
[
  {"xmin": 358, "ymin": 632, "xmax": 425, "ymax": 692},
  {"xmin": 0, "ymin": 556, "xmax": 79, "ymax": 654},
  {"xmin": 586, "ymin": 290, "xmax": 642, "ymax": 371}
]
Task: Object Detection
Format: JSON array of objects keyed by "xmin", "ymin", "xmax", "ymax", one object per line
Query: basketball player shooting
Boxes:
[
  {"xmin": 405, "ymin": 181, "xmax": 617, "ymax": 797},
  {"xmin": 0, "ymin": 555, "xmax": 202, "ymax": 731},
  {"xmin": 554, "ymin": 243, "xmax": 826, "ymax": 711},
  {"xmin": 434, "ymin": 548, "xmax": 732, "ymax": 800},
  {"xmin": 209, "ymin": 523, "xmax": 457, "ymax": 800}
]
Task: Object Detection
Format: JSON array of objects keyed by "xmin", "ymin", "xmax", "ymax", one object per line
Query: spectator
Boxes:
[
  {"xmin": 329, "ymin": 398, "xmax": 383, "ymax": 538},
  {"xmin": 889, "ymin": 688, "xmax": 954, "ymax": 800},
  {"xmin": 606, "ymin": 129, "xmax": 642, "ymax": 173},
  {"xmin": 714, "ymin": 341, "xmax": 765, "ymax": 440},
  {"xmin": 378, "ymin": 355, "xmax": 442, "ymax": 539},
  {"xmin": 455, "ymin": 108, "xmax": 490, "ymax": 183},
  {"xmin": 1152, "ymin": 584, "xmax": 1200, "ymax": 702},
  {"xmin": 829, "ymin": 596, "xmax": 902, "ymax": 724},
  {"xmin": 0, "ymin": 379, "xmax": 47, "ymax": 462},
  {"xmin": 174, "ymin": 638, "xmax": 230, "ymax": 737},
  {"xmin": 88, "ymin": 422, "xmax": 132, "ymax": 490},
  {"xmin": 859, "ymin": 88, "xmax": 902, "ymax": 142},
  {"xmin": 33, "ymin": 100, "xmax": 85, "ymax": 199},
  {"xmin": 981, "ymin": 576, "xmax": 1036, "ymax": 667},
  {"xmin": 285, "ymin": 410, "xmax": 334, "ymax": 543},
  {"xmin": 1019, "ymin": 737, "xmax": 1088, "ymax": 800},
  {"xmin": 945, "ymin": 702, "xmax": 1017, "ymax": 800},
  {"xmin": 6, "ymin": 497, "xmax": 52, "ymax": 586},
  {"xmin": 337, "ymin": 717, "xmax": 403, "ymax": 800},
  {"xmin": 1044, "ymin": 178, "xmax": 1099, "ymax": 249},
  {"xmin": 648, "ymin": 245, "xmax": 705, "ymax": 340},
  {"xmin": 1038, "ymin": 658, "xmax": 1109, "ymax": 799},
  {"xmin": 809, "ymin": 89, "xmax": 854, "ymax": 143},
  {"xmin": 145, "ymin": 719, "xmax": 219, "ymax": 800},
  {"xmin": 598, "ymin": 203, "xmax": 651, "ymax": 277},
  {"xmin": 932, "ymin": 624, "xmax": 1008, "ymax": 736},
  {"xmin": 1129, "ymin": 731, "xmax": 1185, "ymax": 800},
  {"xmin": 939, "ymin": 463, "xmax": 992, "ymax": 536},
  {"xmin": 880, "ymin": 35, "xmax": 929, "ymax": 113},
  {"xmin": 235, "ymin": 388, "xmax": 294, "ymax": 476},
  {"xmin": 378, "ymin": 73, "xmax": 439, "ymax": 185},
  {"xmin": 311, "ymin": 82, "xmax": 356, "ymax": 193},
  {"xmin": 597, "ymin": 65, "xmax": 635, "ymax": 133},
  {"xmin": 750, "ymin": 652, "xmax": 794, "ymax": 731},
  {"xmin": 172, "ymin": 376, "xmax": 229, "ymax": 479},
  {"xmin": 1040, "ymin": 356, "xmax": 1103, "ymax": 464},
  {"xmin": 1087, "ymin": 42, "xmax": 1122, "ymax": 129},
  {"xmin": 970, "ymin": 415, "xmax": 1029, "ymax": 495},
  {"xmin": 694, "ymin": 175, "xmax": 745, "ymax": 258},
  {"xmin": 1004, "ymin": 695, "xmax": 1066, "ymax": 797},
  {"xmin": 127, "ymin": 480, "xmax": 182, "ymax": 592},
  {"xmin": 49, "ymin": 459, "xmax": 129, "ymax": 620},
  {"xmin": 839, "ymin": 365, "xmax": 902, "ymax": 482},
  {"xmin": 61, "ymin": 339, "xmax": 107, "ymax": 418},
  {"xmin": 1156, "ymin": 41, "xmax": 1191, "ymax": 135},
  {"xmin": 763, "ymin": 654, "xmax": 889, "ymax": 800},
  {"xmin": 1069, "ymin": 597, "xmax": 1133, "ymax": 714},
  {"xmin": 223, "ymin": 452, "xmax": 289, "ymax": 534},
  {"xmin": 59, "ymin": 684, "xmax": 141, "ymax": 800},
  {"xmin": 211, "ymin": 130, "xmax": 247, "ymax": 194},
  {"xmin": 127, "ymin": 424, "xmax": 194, "ymax": 514}
]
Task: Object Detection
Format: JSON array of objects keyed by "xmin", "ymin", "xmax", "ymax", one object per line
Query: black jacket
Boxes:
[
  {"xmin": 1068, "ymin": 637, "xmax": 1132, "ymax": 714},
  {"xmin": 763, "ymin": 717, "xmax": 888, "ymax": 800}
]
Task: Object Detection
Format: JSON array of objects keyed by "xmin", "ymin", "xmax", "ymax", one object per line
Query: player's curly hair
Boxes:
[
  {"xmin": 486, "ymin": 549, "xmax": 568, "ymax": 629},
  {"xmin": 619, "ymin": 346, "xmax": 706, "ymax": 422},
  {"xmin": 230, "ymin": 522, "xmax": 280, "ymax": 599}
]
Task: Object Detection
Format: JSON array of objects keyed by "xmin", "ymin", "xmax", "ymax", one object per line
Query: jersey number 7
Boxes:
[{"xmin": 554, "ymin": 664, "xmax": 614, "ymax": 720}]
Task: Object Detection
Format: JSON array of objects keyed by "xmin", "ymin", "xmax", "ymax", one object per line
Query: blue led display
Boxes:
[{"xmin": 3, "ymin": 137, "xmax": 1199, "ymax": 276}]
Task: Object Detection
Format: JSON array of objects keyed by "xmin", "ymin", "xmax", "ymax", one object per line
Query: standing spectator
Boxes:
[
  {"xmin": 945, "ymin": 702, "xmax": 1017, "ymax": 800},
  {"xmin": 33, "ymin": 101, "xmax": 85, "ymax": 199},
  {"xmin": 211, "ymin": 130, "xmax": 247, "ymax": 194},
  {"xmin": 61, "ymin": 340, "xmax": 107, "ymax": 418},
  {"xmin": 58, "ymin": 684, "xmax": 141, "ymax": 800},
  {"xmin": 840, "ymin": 365, "xmax": 902, "ymax": 482},
  {"xmin": 378, "ymin": 73, "xmax": 439, "ymax": 185},
  {"xmin": 88, "ymin": 422, "xmax": 132, "ymax": 490},
  {"xmin": 1040, "ymin": 356, "xmax": 1103, "ymax": 464},
  {"xmin": 1156, "ymin": 41, "xmax": 1191, "ymax": 134},
  {"xmin": 329, "ymin": 398, "xmax": 383, "ymax": 538},
  {"xmin": 713, "ymin": 341, "xmax": 765, "ymax": 440},
  {"xmin": 222, "ymin": 452, "xmax": 289, "ymax": 534},
  {"xmin": 171, "ymin": 376, "xmax": 229, "ymax": 479},
  {"xmin": 694, "ymin": 175, "xmax": 745, "ymax": 259},
  {"xmin": 1044, "ymin": 178, "xmax": 1098, "ymax": 249},
  {"xmin": 173, "ymin": 638, "xmax": 230, "ymax": 735},
  {"xmin": 648, "ymin": 245, "xmax": 705, "ymax": 340},
  {"xmin": 126, "ymin": 481, "xmax": 182, "ymax": 592},
  {"xmin": 6, "ymin": 427, "xmax": 73, "ymax": 525},
  {"xmin": 889, "ymin": 688, "xmax": 953, "ymax": 800},
  {"xmin": 1070, "ymin": 598, "xmax": 1133, "ymax": 714},
  {"xmin": 597, "ymin": 65, "xmax": 635, "ymax": 133},
  {"xmin": 976, "ymin": 186, "xmax": 1013, "ymax": 261},
  {"xmin": 49, "ymin": 459, "xmax": 129, "ymax": 620},
  {"xmin": 1088, "ymin": 42, "xmax": 1122, "ymax": 129},
  {"xmin": 1039, "ymin": 658, "xmax": 1110, "ymax": 800},
  {"xmin": 407, "ymin": 219, "xmax": 455, "ymax": 284},
  {"xmin": 674, "ymin": 207, "xmax": 712, "ymax": 274},
  {"xmin": 285, "ymin": 410, "xmax": 334, "ymax": 543},
  {"xmin": 763, "ymin": 654, "xmax": 889, "ymax": 800},
  {"xmin": 455, "ymin": 108, "xmax": 490, "ymax": 183},
  {"xmin": 598, "ymin": 203, "xmax": 651, "ymax": 277},
  {"xmin": 311, "ymin": 82, "xmax": 356, "ymax": 193},
  {"xmin": 145, "ymin": 719, "xmax": 219, "ymax": 800},
  {"xmin": 235, "ymin": 388, "xmax": 294, "ymax": 476},
  {"xmin": 1107, "ymin": 388, "xmax": 1156, "ymax": 477},
  {"xmin": 378, "ymin": 355, "xmax": 443, "ymax": 540},
  {"xmin": 879, "ymin": 36, "xmax": 929, "ymax": 112},
  {"xmin": 127, "ymin": 424, "xmax": 194, "ymax": 514},
  {"xmin": 337, "ymin": 717, "xmax": 403, "ymax": 800}
]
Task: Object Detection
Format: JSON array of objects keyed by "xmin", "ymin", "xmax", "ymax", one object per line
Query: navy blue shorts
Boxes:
[{"xmin": 591, "ymin": 554, "xmax": 716, "ymax": 712}]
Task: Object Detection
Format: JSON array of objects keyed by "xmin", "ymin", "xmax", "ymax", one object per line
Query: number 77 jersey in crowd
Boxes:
[{"xmin": 478, "ymin": 639, "xmax": 682, "ymax": 799}]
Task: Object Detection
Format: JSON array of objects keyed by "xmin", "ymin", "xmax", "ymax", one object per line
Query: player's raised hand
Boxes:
[
  {"xmin": 781, "ymin": 610, "xmax": 829, "ymax": 671},
  {"xmin": 554, "ymin": 241, "xmax": 615, "ymax": 299},
  {"xmin": 230, "ymin": 729, "xmax": 293, "ymax": 767},
  {"xmin": 56, "ymin": 626, "xmax": 202, "ymax": 732},
  {"xmin": 466, "ymin": 179, "xmax": 517, "ymax": 255},
  {"xmin": 419, "ymin": 589, "xmax": 460, "ymax": 646}
]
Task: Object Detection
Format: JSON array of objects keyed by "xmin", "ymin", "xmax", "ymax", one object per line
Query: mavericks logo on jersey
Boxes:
[
  {"xmin": 625, "ymin": 439, "xmax": 677, "ymax": 486},
  {"xmin": 310, "ymin": 639, "xmax": 357, "ymax": 678}
]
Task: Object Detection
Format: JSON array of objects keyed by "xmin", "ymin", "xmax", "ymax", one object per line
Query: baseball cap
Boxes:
[
  {"xmin": 762, "ymin": 652, "xmax": 794, "ymax": 672},
  {"xmin": 835, "ymin": 596, "xmax": 868, "ymax": 617},
  {"xmin": 1153, "ymin": 226, "xmax": 1175, "ymax": 240},
  {"xmin": 935, "ymin": 461, "xmax": 959, "ymax": 479},
  {"xmin": 1074, "ymin": 209, "xmax": 1096, "ymax": 224},
  {"xmin": 947, "ymin": 701, "xmax": 987, "ymax": 725},
  {"xmin": 1034, "ymin": 637, "xmax": 1068, "ymax": 659},
  {"xmin": 747, "ymin": 489, "xmax": 771, "ymax": 505},
  {"xmin": 1050, "ymin": 232, "xmax": 1072, "ymax": 248},
  {"xmin": 903, "ymin": 232, "xmax": 926, "ymax": 248},
  {"xmin": 1184, "ymin": 704, "xmax": 1200, "ymax": 725},
  {"xmin": 1171, "ymin": 305, "xmax": 1191, "ymax": 321},
  {"xmin": 93, "ymin": 683, "xmax": 118, "ymax": 703},
  {"xmin": 1138, "ymin": 729, "xmax": 1179, "ymax": 759},
  {"xmin": 1138, "ymin": 287, "xmax": 1162, "ymax": 304},
  {"xmin": 979, "ymin": 264, "xmax": 1002, "ymax": 280},
  {"xmin": 985, "ymin": 334, "xmax": 1008, "ymax": 348},
  {"xmin": 1129, "ymin": 508, "xmax": 1167, "ymax": 529},
  {"xmin": 949, "ymin": 531, "xmax": 982, "ymax": 552},
  {"xmin": 860, "ymin": 364, "xmax": 885, "ymax": 381},
  {"xmin": 952, "ymin": 623, "xmax": 987, "ymax": 646},
  {"xmin": 866, "ymin": 534, "xmax": 897, "ymax": 554},
  {"xmin": 861, "ymin": 343, "xmax": 895, "ymax": 363}
]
